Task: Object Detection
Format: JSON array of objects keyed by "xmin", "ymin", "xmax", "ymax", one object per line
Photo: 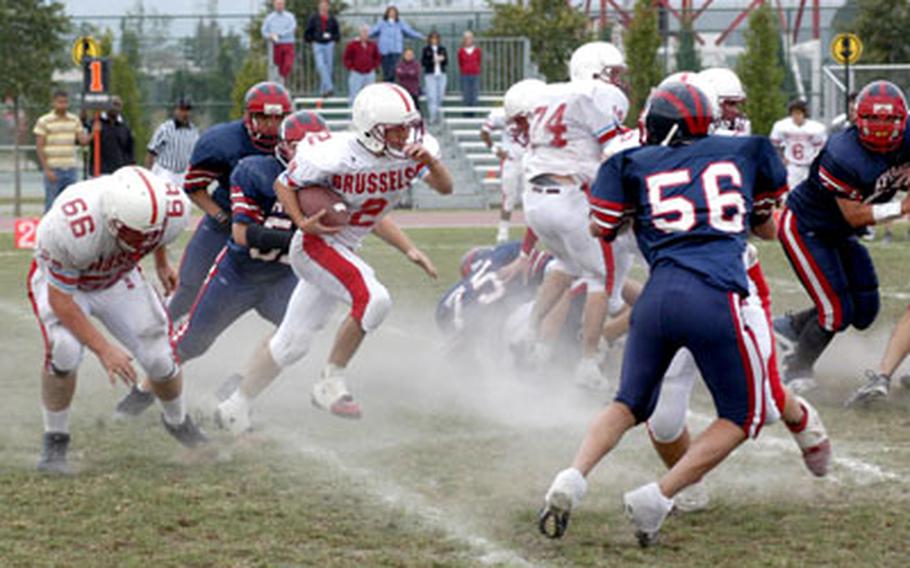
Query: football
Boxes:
[{"xmin": 296, "ymin": 185, "xmax": 350, "ymax": 227}]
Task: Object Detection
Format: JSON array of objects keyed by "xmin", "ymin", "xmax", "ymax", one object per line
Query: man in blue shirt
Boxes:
[
  {"xmin": 774, "ymin": 80, "xmax": 910, "ymax": 392},
  {"xmin": 262, "ymin": 0, "xmax": 298, "ymax": 82},
  {"xmin": 538, "ymin": 82, "xmax": 786, "ymax": 547}
]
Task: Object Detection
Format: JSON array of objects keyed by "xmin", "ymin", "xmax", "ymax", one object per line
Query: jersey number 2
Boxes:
[
  {"xmin": 349, "ymin": 198, "xmax": 388, "ymax": 227},
  {"xmin": 647, "ymin": 162, "xmax": 745, "ymax": 234}
]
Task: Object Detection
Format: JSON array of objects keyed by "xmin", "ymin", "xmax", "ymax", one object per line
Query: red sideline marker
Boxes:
[{"xmin": 14, "ymin": 218, "xmax": 40, "ymax": 249}]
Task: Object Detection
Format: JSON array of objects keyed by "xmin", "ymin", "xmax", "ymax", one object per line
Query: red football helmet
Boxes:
[
  {"xmin": 855, "ymin": 80, "xmax": 908, "ymax": 153},
  {"xmin": 243, "ymin": 82, "xmax": 292, "ymax": 151},
  {"xmin": 276, "ymin": 110, "xmax": 330, "ymax": 165}
]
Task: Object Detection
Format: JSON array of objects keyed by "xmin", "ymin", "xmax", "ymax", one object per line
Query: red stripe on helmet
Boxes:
[
  {"xmin": 388, "ymin": 84, "xmax": 413, "ymax": 113},
  {"xmin": 132, "ymin": 167, "xmax": 159, "ymax": 225},
  {"xmin": 682, "ymin": 82, "xmax": 710, "ymax": 134},
  {"xmin": 654, "ymin": 90, "xmax": 698, "ymax": 134}
]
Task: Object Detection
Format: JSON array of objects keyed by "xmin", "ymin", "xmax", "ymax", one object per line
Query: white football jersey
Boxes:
[
  {"xmin": 481, "ymin": 108, "xmax": 525, "ymax": 160},
  {"xmin": 35, "ymin": 177, "xmax": 191, "ymax": 293},
  {"xmin": 769, "ymin": 117, "xmax": 827, "ymax": 167},
  {"xmin": 602, "ymin": 126, "xmax": 641, "ymax": 160},
  {"xmin": 524, "ymin": 80, "xmax": 629, "ymax": 185},
  {"xmin": 279, "ymin": 132, "xmax": 440, "ymax": 249}
]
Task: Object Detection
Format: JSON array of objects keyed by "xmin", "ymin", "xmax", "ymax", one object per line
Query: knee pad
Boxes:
[
  {"xmin": 136, "ymin": 334, "xmax": 179, "ymax": 382},
  {"xmin": 50, "ymin": 330, "xmax": 84, "ymax": 375},
  {"xmin": 269, "ymin": 325, "xmax": 314, "ymax": 368},
  {"xmin": 647, "ymin": 410, "xmax": 687, "ymax": 444},
  {"xmin": 851, "ymin": 289, "xmax": 879, "ymax": 330},
  {"xmin": 359, "ymin": 285, "xmax": 392, "ymax": 332}
]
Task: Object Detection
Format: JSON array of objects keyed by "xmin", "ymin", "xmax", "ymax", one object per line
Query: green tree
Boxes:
[
  {"xmin": 0, "ymin": 0, "xmax": 70, "ymax": 215},
  {"xmin": 835, "ymin": 0, "xmax": 910, "ymax": 63},
  {"xmin": 488, "ymin": 0, "xmax": 591, "ymax": 82},
  {"xmin": 675, "ymin": 13, "xmax": 701, "ymax": 72},
  {"xmin": 623, "ymin": 0, "xmax": 662, "ymax": 123},
  {"xmin": 736, "ymin": 4, "xmax": 786, "ymax": 135}
]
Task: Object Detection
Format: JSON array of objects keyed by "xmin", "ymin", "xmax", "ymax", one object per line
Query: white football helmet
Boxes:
[
  {"xmin": 352, "ymin": 83, "xmax": 423, "ymax": 157},
  {"xmin": 698, "ymin": 67, "xmax": 747, "ymax": 124},
  {"xmin": 101, "ymin": 166, "xmax": 170, "ymax": 253},
  {"xmin": 569, "ymin": 41, "xmax": 626, "ymax": 85},
  {"xmin": 504, "ymin": 78, "xmax": 545, "ymax": 120}
]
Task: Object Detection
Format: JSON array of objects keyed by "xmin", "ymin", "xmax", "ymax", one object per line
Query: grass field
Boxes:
[{"xmin": 1, "ymin": 223, "xmax": 909, "ymax": 567}]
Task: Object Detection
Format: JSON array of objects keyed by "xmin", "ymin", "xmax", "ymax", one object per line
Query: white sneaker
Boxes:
[
  {"xmin": 623, "ymin": 482, "xmax": 673, "ymax": 548},
  {"xmin": 789, "ymin": 397, "xmax": 832, "ymax": 477},
  {"xmin": 214, "ymin": 393, "xmax": 252, "ymax": 436},
  {"xmin": 538, "ymin": 468, "xmax": 587, "ymax": 539},
  {"xmin": 672, "ymin": 480, "xmax": 709, "ymax": 513},
  {"xmin": 311, "ymin": 369, "xmax": 362, "ymax": 419},
  {"xmin": 574, "ymin": 357, "xmax": 610, "ymax": 392}
]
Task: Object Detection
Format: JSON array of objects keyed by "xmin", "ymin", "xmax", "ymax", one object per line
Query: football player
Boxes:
[
  {"xmin": 213, "ymin": 83, "xmax": 452, "ymax": 432},
  {"xmin": 539, "ymin": 82, "xmax": 786, "ymax": 546},
  {"xmin": 167, "ymin": 82, "xmax": 292, "ymax": 321},
  {"xmin": 115, "ymin": 111, "xmax": 330, "ymax": 418},
  {"xmin": 773, "ymin": 80, "xmax": 910, "ymax": 392},
  {"xmin": 698, "ymin": 67, "xmax": 751, "ymax": 136},
  {"xmin": 770, "ymin": 99, "xmax": 828, "ymax": 191},
  {"xmin": 500, "ymin": 42, "xmax": 629, "ymax": 390},
  {"xmin": 27, "ymin": 166, "xmax": 206, "ymax": 474},
  {"xmin": 479, "ymin": 78, "xmax": 546, "ymax": 244}
]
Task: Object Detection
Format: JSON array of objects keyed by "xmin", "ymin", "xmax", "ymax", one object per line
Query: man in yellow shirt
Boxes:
[{"xmin": 33, "ymin": 90, "xmax": 91, "ymax": 210}]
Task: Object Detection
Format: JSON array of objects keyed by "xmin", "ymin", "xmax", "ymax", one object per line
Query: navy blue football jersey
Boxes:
[
  {"xmin": 786, "ymin": 126, "xmax": 910, "ymax": 236},
  {"xmin": 590, "ymin": 135, "xmax": 786, "ymax": 295},
  {"xmin": 183, "ymin": 120, "xmax": 268, "ymax": 214},
  {"xmin": 227, "ymin": 154, "xmax": 293, "ymax": 276},
  {"xmin": 435, "ymin": 242, "xmax": 551, "ymax": 333}
]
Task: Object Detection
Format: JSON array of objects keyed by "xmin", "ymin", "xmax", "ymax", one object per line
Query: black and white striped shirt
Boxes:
[{"xmin": 147, "ymin": 118, "xmax": 199, "ymax": 173}]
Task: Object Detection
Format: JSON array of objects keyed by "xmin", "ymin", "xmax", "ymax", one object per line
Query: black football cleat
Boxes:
[
  {"xmin": 37, "ymin": 432, "xmax": 71, "ymax": 475},
  {"xmin": 161, "ymin": 414, "xmax": 209, "ymax": 448},
  {"xmin": 114, "ymin": 385, "xmax": 155, "ymax": 418}
]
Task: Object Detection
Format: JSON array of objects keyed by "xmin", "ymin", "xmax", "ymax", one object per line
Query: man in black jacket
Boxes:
[
  {"xmin": 304, "ymin": 0, "xmax": 341, "ymax": 97},
  {"xmin": 421, "ymin": 31, "xmax": 448, "ymax": 125},
  {"xmin": 90, "ymin": 96, "xmax": 135, "ymax": 175}
]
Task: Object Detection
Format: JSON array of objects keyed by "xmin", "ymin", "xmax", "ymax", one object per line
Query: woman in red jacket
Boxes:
[{"xmin": 457, "ymin": 31, "xmax": 482, "ymax": 108}]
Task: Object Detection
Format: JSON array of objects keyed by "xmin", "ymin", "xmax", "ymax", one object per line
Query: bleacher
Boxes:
[{"xmin": 294, "ymin": 94, "xmax": 504, "ymax": 209}]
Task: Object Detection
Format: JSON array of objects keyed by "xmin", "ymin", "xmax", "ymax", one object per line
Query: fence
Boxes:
[{"xmin": 822, "ymin": 64, "xmax": 910, "ymax": 126}]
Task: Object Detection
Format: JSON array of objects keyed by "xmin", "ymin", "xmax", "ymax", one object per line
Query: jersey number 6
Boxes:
[{"xmin": 647, "ymin": 162, "xmax": 745, "ymax": 234}]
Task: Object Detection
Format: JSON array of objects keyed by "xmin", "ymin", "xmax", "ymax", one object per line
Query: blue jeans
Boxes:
[
  {"xmin": 43, "ymin": 167, "xmax": 78, "ymax": 211},
  {"xmin": 313, "ymin": 42, "xmax": 335, "ymax": 94},
  {"xmin": 461, "ymin": 74, "xmax": 480, "ymax": 107},
  {"xmin": 381, "ymin": 53, "xmax": 400, "ymax": 82},
  {"xmin": 348, "ymin": 70, "xmax": 375, "ymax": 105},
  {"xmin": 424, "ymin": 73, "xmax": 447, "ymax": 123}
]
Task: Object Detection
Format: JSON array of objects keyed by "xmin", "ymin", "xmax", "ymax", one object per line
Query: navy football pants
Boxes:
[
  {"xmin": 168, "ymin": 215, "xmax": 231, "ymax": 321},
  {"xmin": 173, "ymin": 249, "xmax": 297, "ymax": 362},
  {"xmin": 616, "ymin": 266, "xmax": 768, "ymax": 438},
  {"xmin": 778, "ymin": 208, "xmax": 879, "ymax": 332}
]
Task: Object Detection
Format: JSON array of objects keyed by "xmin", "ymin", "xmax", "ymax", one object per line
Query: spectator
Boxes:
[
  {"xmin": 421, "ymin": 31, "xmax": 448, "ymax": 125},
  {"xmin": 89, "ymin": 96, "xmax": 135, "ymax": 175},
  {"xmin": 370, "ymin": 4, "xmax": 424, "ymax": 82},
  {"xmin": 343, "ymin": 25, "xmax": 382, "ymax": 105},
  {"xmin": 145, "ymin": 97, "xmax": 199, "ymax": 187},
  {"xmin": 457, "ymin": 31, "xmax": 482, "ymax": 108},
  {"xmin": 304, "ymin": 0, "xmax": 341, "ymax": 97},
  {"xmin": 395, "ymin": 48, "xmax": 422, "ymax": 112},
  {"xmin": 33, "ymin": 90, "xmax": 90, "ymax": 210},
  {"xmin": 261, "ymin": 0, "xmax": 297, "ymax": 84}
]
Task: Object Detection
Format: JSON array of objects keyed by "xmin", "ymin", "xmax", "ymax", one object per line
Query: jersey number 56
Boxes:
[{"xmin": 647, "ymin": 162, "xmax": 746, "ymax": 234}]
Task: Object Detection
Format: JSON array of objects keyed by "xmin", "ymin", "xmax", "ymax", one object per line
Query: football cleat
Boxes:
[
  {"xmin": 788, "ymin": 397, "xmax": 832, "ymax": 477},
  {"xmin": 623, "ymin": 482, "xmax": 673, "ymax": 548},
  {"xmin": 845, "ymin": 370, "xmax": 891, "ymax": 408},
  {"xmin": 114, "ymin": 385, "xmax": 155, "ymax": 418},
  {"xmin": 538, "ymin": 468, "xmax": 587, "ymax": 539},
  {"xmin": 311, "ymin": 371, "xmax": 362, "ymax": 419},
  {"xmin": 214, "ymin": 395, "xmax": 253, "ymax": 436},
  {"xmin": 214, "ymin": 373, "xmax": 244, "ymax": 402},
  {"xmin": 574, "ymin": 357, "xmax": 611, "ymax": 393},
  {"xmin": 161, "ymin": 414, "xmax": 209, "ymax": 448},
  {"xmin": 37, "ymin": 432, "xmax": 71, "ymax": 475},
  {"xmin": 772, "ymin": 314, "xmax": 800, "ymax": 355},
  {"xmin": 672, "ymin": 480, "xmax": 709, "ymax": 514}
]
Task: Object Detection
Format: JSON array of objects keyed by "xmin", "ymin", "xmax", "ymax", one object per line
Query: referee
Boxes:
[{"xmin": 145, "ymin": 97, "xmax": 199, "ymax": 186}]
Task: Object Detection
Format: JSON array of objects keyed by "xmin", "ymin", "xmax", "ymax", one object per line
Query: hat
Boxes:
[{"xmin": 176, "ymin": 96, "xmax": 193, "ymax": 109}]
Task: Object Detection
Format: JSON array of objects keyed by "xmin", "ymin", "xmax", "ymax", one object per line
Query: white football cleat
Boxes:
[
  {"xmin": 574, "ymin": 357, "xmax": 610, "ymax": 392},
  {"xmin": 312, "ymin": 369, "xmax": 362, "ymax": 419},
  {"xmin": 789, "ymin": 397, "xmax": 832, "ymax": 477},
  {"xmin": 539, "ymin": 468, "xmax": 587, "ymax": 539},
  {"xmin": 672, "ymin": 480, "xmax": 709, "ymax": 514},
  {"xmin": 623, "ymin": 482, "xmax": 673, "ymax": 548},
  {"xmin": 214, "ymin": 393, "xmax": 252, "ymax": 436}
]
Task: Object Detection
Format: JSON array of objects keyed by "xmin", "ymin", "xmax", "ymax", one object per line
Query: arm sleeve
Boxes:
[
  {"xmin": 815, "ymin": 141, "xmax": 864, "ymax": 201},
  {"xmin": 183, "ymin": 135, "xmax": 225, "ymax": 195},
  {"xmin": 588, "ymin": 154, "xmax": 631, "ymax": 241},
  {"xmin": 36, "ymin": 222, "xmax": 80, "ymax": 293},
  {"xmin": 147, "ymin": 123, "xmax": 167, "ymax": 154},
  {"xmin": 230, "ymin": 162, "xmax": 265, "ymax": 225},
  {"xmin": 32, "ymin": 117, "xmax": 47, "ymax": 137},
  {"xmin": 768, "ymin": 121, "xmax": 783, "ymax": 147},
  {"xmin": 589, "ymin": 84, "xmax": 629, "ymax": 147},
  {"xmin": 342, "ymin": 43, "xmax": 354, "ymax": 69},
  {"xmin": 401, "ymin": 20, "xmax": 423, "ymax": 40},
  {"xmin": 752, "ymin": 138, "xmax": 789, "ymax": 220},
  {"xmin": 369, "ymin": 22, "xmax": 381, "ymax": 38},
  {"xmin": 330, "ymin": 17, "xmax": 340, "ymax": 41},
  {"xmin": 277, "ymin": 154, "xmax": 329, "ymax": 190},
  {"xmin": 303, "ymin": 16, "xmax": 315, "ymax": 42},
  {"xmin": 261, "ymin": 13, "xmax": 272, "ymax": 39}
]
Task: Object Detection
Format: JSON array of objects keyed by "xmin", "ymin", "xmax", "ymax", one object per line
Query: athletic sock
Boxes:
[
  {"xmin": 42, "ymin": 407, "xmax": 70, "ymax": 434},
  {"xmin": 785, "ymin": 403, "xmax": 809, "ymax": 434},
  {"xmin": 159, "ymin": 393, "xmax": 186, "ymax": 426}
]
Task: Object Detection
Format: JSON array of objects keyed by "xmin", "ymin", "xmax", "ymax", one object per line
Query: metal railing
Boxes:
[{"xmin": 822, "ymin": 64, "xmax": 910, "ymax": 125}]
